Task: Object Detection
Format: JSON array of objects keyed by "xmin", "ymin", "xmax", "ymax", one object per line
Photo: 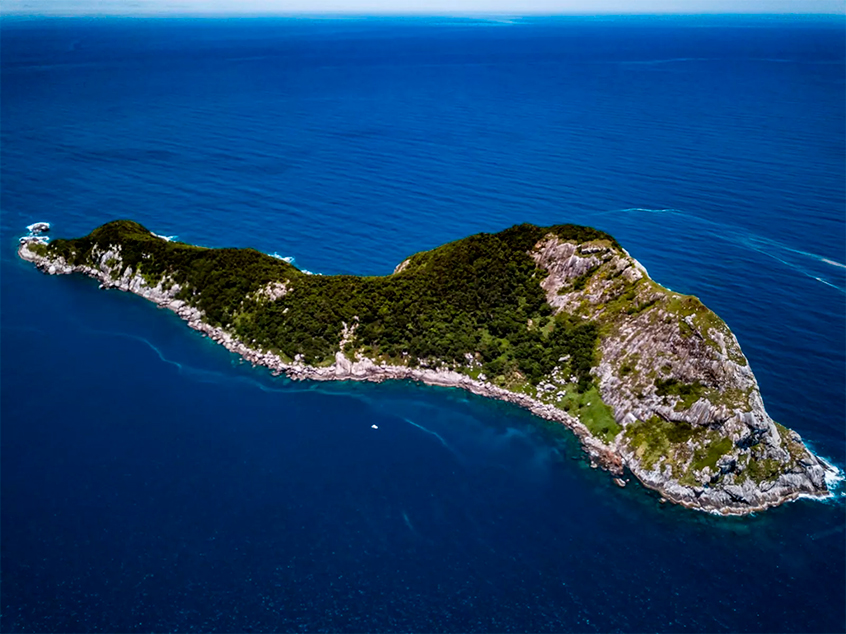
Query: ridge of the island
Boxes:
[{"xmin": 18, "ymin": 220, "xmax": 840, "ymax": 515}]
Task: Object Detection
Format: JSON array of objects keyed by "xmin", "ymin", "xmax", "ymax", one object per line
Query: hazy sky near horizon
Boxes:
[{"xmin": 2, "ymin": 0, "xmax": 844, "ymax": 16}]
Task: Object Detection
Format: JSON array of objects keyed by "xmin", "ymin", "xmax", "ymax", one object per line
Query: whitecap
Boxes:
[
  {"xmin": 821, "ymin": 258, "xmax": 846, "ymax": 270},
  {"xmin": 820, "ymin": 456, "xmax": 845, "ymax": 492},
  {"xmin": 598, "ymin": 207, "xmax": 845, "ymax": 294}
]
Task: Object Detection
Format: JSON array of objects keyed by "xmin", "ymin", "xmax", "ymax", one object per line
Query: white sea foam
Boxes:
[
  {"xmin": 621, "ymin": 247, "xmax": 650, "ymax": 278},
  {"xmin": 820, "ymin": 456, "xmax": 845, "ymax": 492},
  {"xmin": 743, "ymin": 237, "xmax": 845, "ymax": 294},
  {"xmin": 21, "ymin": 221, "xmax": 51, "ymax": 244},
  {"xmin": 268, "ymin": 253, "xmax": 325, "ymax": 274},
  {"xmin": 19, "ymin": 235, "xmax": 49, "ymax": 245},
  {"xmin": 604, "ymin": 207, "xmax": 845, "ymax": 294},
  {"xmin": 152, "ymin": 233, "xmax": 176, "ymax": 242}
]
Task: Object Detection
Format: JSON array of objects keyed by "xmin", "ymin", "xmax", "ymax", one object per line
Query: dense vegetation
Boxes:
[
  {"xmin": 46, "ymin": 220, "xmax": 618, "ymax": 392},
  {"xmin": 47, "ymin": 221, "xmax": 299, "ymax": 326}
]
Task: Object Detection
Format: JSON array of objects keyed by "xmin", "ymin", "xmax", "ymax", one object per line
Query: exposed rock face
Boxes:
[
  {"xmin": 19, "ymin": 228, "xmax": 837, "ymax": 515},
  {"xmin": 393, "ymin": 258, "xmax": 411, "ymax": 275},
  {"xmin": 26, "ymin": 221, "xmax": 50, "ymax": 234},
  {"xmin": 532, "ymin": 233, "xmax": 834, "ymax": 513},
  {"xmin": 21, "ymin": 222, "xmax": 51, "ymax": 245},
  {"xmin": 253, "ymin": 280, "xmax": 290, "ymax": 302}
]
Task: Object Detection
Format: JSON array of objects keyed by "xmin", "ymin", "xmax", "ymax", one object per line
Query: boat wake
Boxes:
[{"xmin": 600, "ymin": 207, "xmax": 846, "ymax": 294}]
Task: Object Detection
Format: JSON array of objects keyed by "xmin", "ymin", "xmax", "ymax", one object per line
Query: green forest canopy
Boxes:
[{"xmin": 45, "ymin": 220, "xmax": 621, "ymax": 391}]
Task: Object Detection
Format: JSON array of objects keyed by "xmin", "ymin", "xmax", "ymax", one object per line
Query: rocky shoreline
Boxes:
[
  {"xmin": 18, "ymin": 242, "xmax": 623, "ymax": 473},
  {"xmin": 18, "ymin": 239, "xmax": 839, "ymax": 516}
]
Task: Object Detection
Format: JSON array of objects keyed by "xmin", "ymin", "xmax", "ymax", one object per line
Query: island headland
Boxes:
[{"xmin": 18, "ymin": 220, "xmax": 839, "ymax": 515}]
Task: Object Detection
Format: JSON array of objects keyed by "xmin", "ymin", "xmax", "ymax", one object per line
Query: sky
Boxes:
[{"xmin": 2, "ymin": 0, "xmax": 844, "ymax": 17}]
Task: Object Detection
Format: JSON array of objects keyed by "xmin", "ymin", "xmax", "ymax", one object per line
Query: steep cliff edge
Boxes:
[
  {"xmin": 19, "ymin": 220, "xmax": 837, "ymax": 514},
  {"xmin": 531, "ymin": 235, "xmax": 834, "ymax": 511}
]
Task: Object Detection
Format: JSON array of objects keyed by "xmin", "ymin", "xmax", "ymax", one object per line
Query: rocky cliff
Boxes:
[
  {"xmin": 19, "ymin": 221, "xmax": 838, "ymax": 514},
  {"xmin": 531, "ymin": 234, "xmax": 834, "ymax": 511}
]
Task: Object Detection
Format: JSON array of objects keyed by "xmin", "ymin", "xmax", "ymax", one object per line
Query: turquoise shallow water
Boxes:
[{"xmin": 2, "ymin": 16, "xmax": 845, "ymax": 632}]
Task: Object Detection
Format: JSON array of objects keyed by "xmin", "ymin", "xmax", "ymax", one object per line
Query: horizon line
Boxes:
[{"xmin": 2, "ymin": 11, "xmax": 845, "ymax": 18}]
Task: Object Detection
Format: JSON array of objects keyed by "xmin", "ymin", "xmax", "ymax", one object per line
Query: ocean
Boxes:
[{"xmin": 1, "ymin": 15, "xmax": 844, "ymax": 632}]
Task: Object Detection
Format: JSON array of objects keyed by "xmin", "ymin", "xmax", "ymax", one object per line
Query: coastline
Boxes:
[{"xmin": 18, "ymin": 240, "xmax": 838, "ymax": 516}]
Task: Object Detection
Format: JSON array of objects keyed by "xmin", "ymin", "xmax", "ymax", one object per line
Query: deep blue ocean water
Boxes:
[{"xmin": 2, "ymin": 15, "xmax": 845, "ymax": 633}]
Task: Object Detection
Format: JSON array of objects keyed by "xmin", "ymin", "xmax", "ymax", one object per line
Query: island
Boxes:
[{"xmin": 18, "ymin": 220, "xmax": 838, "ymax": 515}]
